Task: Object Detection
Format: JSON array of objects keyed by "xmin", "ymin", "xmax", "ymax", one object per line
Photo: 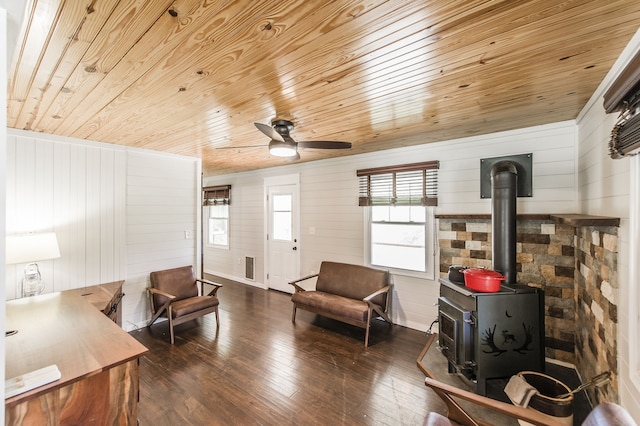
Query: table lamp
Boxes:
[{"xmin": 6, "ymin": 232, "xmax": 61, "ymax": 297}]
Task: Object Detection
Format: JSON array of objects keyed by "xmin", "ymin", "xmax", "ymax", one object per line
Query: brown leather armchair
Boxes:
[
  {"xmin": 147, "ymin": 265, "xmax": 222, "ymax": 344},
  {"xmin": 417, "ymin": 333, "xmax": 637, "ymax": 426}
]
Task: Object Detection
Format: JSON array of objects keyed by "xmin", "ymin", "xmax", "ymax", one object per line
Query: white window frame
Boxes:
[
  {"xmin": 364, "ymin": 205, "xmax": 436, "ymax": 279},
  {"xmin": 206, "ymin": 204, "xmax": 229, "ymax": 250}
]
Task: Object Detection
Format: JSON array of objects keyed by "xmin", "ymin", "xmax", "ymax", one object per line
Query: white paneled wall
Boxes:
[
  {"xmin": 6, "ymin": 132, "xmax": 127, "ymax": 297},
  {"xmin": 5, "ymin": 129, "xmax": 200, "ymax": 332},
  {"xmin": 204, "ymin": 120, "xmax": 578, "ymax": 331},
  {"xmin": 576, "ymin": 28, "xmax": 640, "ymax": 422},
  {"xmin": 123, "ymin": 151, "xmax": 200, "ymax": 330}
]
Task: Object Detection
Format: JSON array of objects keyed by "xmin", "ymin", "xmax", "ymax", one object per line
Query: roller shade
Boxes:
[
  {"xmin": 203, "ymin": 185, "xmax": 231, "ymax": 205},
  {"xmin": 357, "ymin": 161, "xmax": 439, "ymax": 206}
]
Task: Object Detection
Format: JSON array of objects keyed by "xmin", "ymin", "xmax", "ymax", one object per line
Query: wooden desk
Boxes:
[
  {"xmin": 65, "ymin": 281, "xmax": 124, "ymax": 325},
  {"xmin": 5, "ymin": 291, "xmax": 148, "ymax": 425}
]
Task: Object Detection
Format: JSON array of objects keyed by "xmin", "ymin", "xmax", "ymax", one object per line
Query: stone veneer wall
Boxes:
[
  {"xmin": 438, "ymin": 217, "xmax": 576, "ymax": 362},
  {"xmin": 438, "ymin": 216, "xmax": 620, "ymax": 403},
  {"xmin": 575, "ymin": 226, "xmax": 619, "ymax": 404}
]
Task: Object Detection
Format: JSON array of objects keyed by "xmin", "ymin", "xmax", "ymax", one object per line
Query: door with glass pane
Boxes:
[{"xmin": 267, "ymin": 184, "xmax": 299, "ymax": 293}]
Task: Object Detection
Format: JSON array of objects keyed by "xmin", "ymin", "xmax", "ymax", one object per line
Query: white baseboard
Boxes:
[{"xmin": 203, "ymin": 270, "xmax": 267, "ymax": 289}]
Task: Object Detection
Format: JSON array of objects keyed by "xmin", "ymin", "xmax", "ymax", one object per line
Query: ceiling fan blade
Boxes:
[
  {"xmin": 215, "ymin": 145, "xmax": 266, "ymax": 149},
  {"xmin": 297, "ymin": 141, "xmax": 352, "ymax": 149},
  {"xmin": 255, "ymin": 122, "xmax": 285, "ymax": 142}
]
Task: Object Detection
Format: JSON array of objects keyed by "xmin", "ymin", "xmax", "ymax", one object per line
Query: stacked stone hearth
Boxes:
[{"xmin": 437, "ymin": 214, "xmax": 619, "ymax": 403}]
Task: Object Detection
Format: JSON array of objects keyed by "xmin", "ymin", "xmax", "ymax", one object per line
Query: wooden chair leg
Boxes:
[
  {"xmin": 364, "ymin": 308, "xmax": 372, "ymax": 347},
  {"xmin": 292, "ymin": 305, "xmax": 297, "ymax": 323},
  {"xmin": 364, "ymin": 326, "xmax": 370, "ymax": 347},
  {"xmin": 215, "ymin": 307, "xmax": 220, "ymax": 328},
  {"xmin": 168, "ymin": 306, "xmax": 175, "ymax": 344}
]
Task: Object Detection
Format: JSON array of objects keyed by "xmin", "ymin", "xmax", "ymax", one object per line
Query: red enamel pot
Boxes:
[{"xmin": 461, "ymin": 268, "xmax": 506, "ymax": 292}]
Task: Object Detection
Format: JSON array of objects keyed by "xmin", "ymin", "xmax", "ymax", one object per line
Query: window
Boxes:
[
  {"xmin": 371, "ymin": 205, "xmax": 428, "ymax": 271},
  {"xmin": 207, "ymin": 204, "xmax": 229, "ymax": 247},
  {"xmin": 271, "ymin": 194, "xmax": 292, "ymax": 241},
  {"xmin": 203, "ymin": 185, "xmax": 231, "ymax": 248},
  {"xmin": 358, "ymin": 161, "xmax": 438, "ymax": 275}
]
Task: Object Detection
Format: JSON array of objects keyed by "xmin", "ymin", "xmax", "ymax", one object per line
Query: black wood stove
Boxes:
[
  {"xmin": 437, "ymin": 156, "xmax": 544, "ymax": 395},
  {"xmin": 438, "ymin": 278, "xmax": 544, "ymax": 395}
]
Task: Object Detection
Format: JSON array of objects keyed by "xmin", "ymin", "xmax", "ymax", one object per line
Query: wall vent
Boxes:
[{"xmin": 245, "ymin": 256, "xmax": 255, "ymax": 281}]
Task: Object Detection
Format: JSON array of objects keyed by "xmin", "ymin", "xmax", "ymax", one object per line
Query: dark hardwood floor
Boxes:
[{"xmin": 130, "ymin": 279, "xmax": 515, "ymax": 425}]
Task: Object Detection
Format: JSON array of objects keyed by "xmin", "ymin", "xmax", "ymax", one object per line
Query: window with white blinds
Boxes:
[{"xmin": 357, "ymin": 161, "xmax": 439, "ymax": 206}]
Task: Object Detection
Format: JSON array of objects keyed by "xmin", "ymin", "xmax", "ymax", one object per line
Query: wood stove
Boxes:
[
  {"xmin": 437, "ymin": 155, "xmax": 544, "ymax": 395},
  {"xmin": 438, "ymin": 278, "xmax": 544, "ymax": 395}
]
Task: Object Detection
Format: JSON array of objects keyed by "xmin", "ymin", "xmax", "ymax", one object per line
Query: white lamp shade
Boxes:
[{"xmin": 6, "ymin": 232, "xmax": 61, "ymax": 264}]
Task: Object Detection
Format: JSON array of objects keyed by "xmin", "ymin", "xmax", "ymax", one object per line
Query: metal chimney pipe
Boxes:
[{"xmin": 491, "ymin": 161, "xmax": 518, "ymax": 284}]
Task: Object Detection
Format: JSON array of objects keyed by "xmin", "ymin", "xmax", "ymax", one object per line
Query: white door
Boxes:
[{"xmin": 266, "ymin": 182, "xmax": 299, "ymax": 293}]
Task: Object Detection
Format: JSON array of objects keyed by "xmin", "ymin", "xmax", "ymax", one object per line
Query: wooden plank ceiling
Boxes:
[{"xmin": 7, "ymin": 0, "xmax": 640, "ymax": 176}]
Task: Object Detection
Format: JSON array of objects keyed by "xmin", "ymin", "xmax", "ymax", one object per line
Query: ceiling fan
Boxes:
[
  {"xmin": 217, "ymin": 120, "xmax": 352, "ymax": 159},
  {"xmin": 255, "ymin": 119, "xmax": 352, "ymax": 158}
]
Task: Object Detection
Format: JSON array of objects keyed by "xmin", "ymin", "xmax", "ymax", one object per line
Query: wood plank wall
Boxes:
[
  {"xmin": 6, "ymin": 120, "xmax": 577, "ymax": 334},
  {"xmin": 123, "ymin": 151, "xmax": 200, "ymax": 330},
  {"xmin": 5, "ymin": 129, "xmax": 200, "ymax": 331},
  {"xmin": 575, "ymin": 27, "xmax": 640, "ymax": 419},
  {"xmin": 6, "ymin": 131, "xmax": 127, "ymax": 297},
  {"xmin": 204, "ymin": 120, "xmax": 578, "ymax": 331}
]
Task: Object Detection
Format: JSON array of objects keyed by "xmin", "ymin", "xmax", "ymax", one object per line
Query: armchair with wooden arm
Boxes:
[{"xmin": 147, "ymin": 265, "xmax": 222, "ymax": 344}]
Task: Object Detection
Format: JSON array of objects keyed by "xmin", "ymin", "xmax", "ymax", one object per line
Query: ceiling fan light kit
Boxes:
[{"xmin": 269, "ymin": 140, "xmax": 297, "ymax": 157}]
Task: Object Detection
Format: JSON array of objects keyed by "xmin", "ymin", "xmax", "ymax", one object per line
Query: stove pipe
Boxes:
[{"xmin": 491, "ymin": 161, "xmax": 518, "ymax": 284}]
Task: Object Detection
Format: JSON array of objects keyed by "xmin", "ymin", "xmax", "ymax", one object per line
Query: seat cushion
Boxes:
[
  {"xmin": 291, "ymin": 291, "xmax": 368, "ymax": 322},
  {"xmin": 170, "ymin": 296, "xmax": 219, "ymax": 319}
]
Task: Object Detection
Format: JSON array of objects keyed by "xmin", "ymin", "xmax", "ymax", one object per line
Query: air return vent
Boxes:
[{"xmin": 245, "ymin": 256, "xmax": 255, "ymax": 281}]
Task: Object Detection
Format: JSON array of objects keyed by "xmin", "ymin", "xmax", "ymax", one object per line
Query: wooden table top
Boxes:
[
  {"xmin": 65, "ymin": 280, "xmax": 124, "ymax": 311},
  {"xmin": 5, "ymin": 291, "xmax": 148, "ymax": 406}
]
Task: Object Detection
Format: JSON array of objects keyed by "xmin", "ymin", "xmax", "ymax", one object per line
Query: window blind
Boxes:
[
  {"xmin": 357, "ymin": 161, "xmax": 439, "ymax": 206},
  {"xmin": 603, "ymin": 49, "xmax": 640, "ymax": 159},
  {"xmin": 203, "ymin": 185, "xmax": 231, "ymax": 205},
  {"xmin": 609, "ymin": 101, "xmax": 640, "ymax": 159},
  {"xmin": 603, "ymin": 50, "xmax": 640, "ymax": 114}
]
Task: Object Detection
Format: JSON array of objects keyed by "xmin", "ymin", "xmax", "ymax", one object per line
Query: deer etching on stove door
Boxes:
[
  {"xmin": 481, "ymin": 324, "xmax": 507, "ymax": 356},
  {"xmin": 502, "ymin": 329, "xmax": 517, "ymax": 344}
]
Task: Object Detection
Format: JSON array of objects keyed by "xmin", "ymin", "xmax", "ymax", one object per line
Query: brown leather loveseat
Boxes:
[{"xmin": 289, "ymin": 261, "xmax": 392, "ymax": 347}]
